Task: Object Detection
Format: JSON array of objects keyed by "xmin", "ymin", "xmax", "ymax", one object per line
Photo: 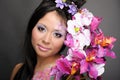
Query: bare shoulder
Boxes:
[{"xmin": 10, "ymin": 63, "xmax": 23, "ymax": 80}]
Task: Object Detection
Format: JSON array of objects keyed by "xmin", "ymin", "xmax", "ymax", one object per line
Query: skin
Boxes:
[
  {"xmin": 10, "ymin": 11, "xmax": 67, "ymax": 80},
  {"xmin": 31, "ymin": 11, "xmax": 67, "ymax": 72}
]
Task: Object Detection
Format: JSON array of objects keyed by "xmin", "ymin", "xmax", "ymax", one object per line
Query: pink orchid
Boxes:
[
  {"xmin": 104, "ymin": 48, "xmax": 116, "ymax": 59},
  {"xmin": 92, "ymin": 32, "xmax": 116, "ymax": 58},
  {"xmin": 97, "ymin": 45, "xmax": 116, "ymax": 59},
  {"xmin": 80, "ymin": 49, "xmax": 105, "ymax": 79},
  {"xmin": 99, "ymin": 37, "xmax": 116, "ymax": 48},
  {"xmin": 72, "ymin": 49, "xmax": 86, "ymax": 59},
  {"xmin": 53, "ymin": 57, "xmax": 81, "ymax": 79},
  {"xmin": 90, "ymin": 16, "xmax": 102, "ymax": 31},
  {"xmin": 65, "ymin": 48, "xmax": 86, "ymax": 61},
  {"xmin": 91, "ymin": 29, "xmax": 104, "ymax": 46},
  {"xmin": 50, "ymin": 66, "xmax": 63, "ymax": 80},
  {"xmin": 64, "ymin": 34, "xmax": 74, "ymax": 47},
  {"xmin": 56, "ymin": 57, "xmax": 71, "ymax": 74},
  {"xmin": 50, "ymin": 8, "xmax": 116, "ymax": 80}
]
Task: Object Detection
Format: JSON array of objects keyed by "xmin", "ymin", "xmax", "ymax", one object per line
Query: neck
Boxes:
[{"xmin": 35, "ymin": 54, "xmax": 61, "ymax": 72}]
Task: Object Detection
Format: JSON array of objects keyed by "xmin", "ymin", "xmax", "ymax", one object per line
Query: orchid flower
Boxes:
[
  {"xmin": 67, "ymin": 11, "xmax": 91, "ymax": 50},
  {"xmin": 90, "ymin": 16, "xmax": 102, "ymax": 31},
  {"xmin": 50, "ymin": 8, "xmax": 116, "ymax": 80},
  {"xmin": 64, "ymin": 33, "xmax": 74, "ymax": 47},
  {"xmin": 93, "ymin": 32, "xmax": 116, "ymax": 58},
  {"xmin": 80, "ymin": 49, "xmax": 105, "ymax": 79},
  {"xmin": 51, "ymin": 57, "xmax": 80, "ymax": 80},
  {"xmin": 75, "ymin": 8, "xmax": 94, "ymax": 26}
]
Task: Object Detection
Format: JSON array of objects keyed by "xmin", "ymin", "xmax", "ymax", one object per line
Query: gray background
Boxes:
[{"xmin": 0, "ymin": 0, "xmax": 120, "ymax": 80}]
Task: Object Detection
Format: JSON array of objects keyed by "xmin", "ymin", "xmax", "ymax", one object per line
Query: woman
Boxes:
[{"xmin": 10, "ymin": 0, "xmax": 86, "ymax": 80}]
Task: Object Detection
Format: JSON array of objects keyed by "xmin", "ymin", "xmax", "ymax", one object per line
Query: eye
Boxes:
[
  {"xmin": 37, "ymin": 25, "xmax": 46, "ymax": 32},
  {"xmin": 53, "ymin": 32, "xmax": 63, "ymax": 38}
]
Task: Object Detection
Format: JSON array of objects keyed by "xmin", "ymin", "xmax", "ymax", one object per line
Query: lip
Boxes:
[{"xmin": 38, "ymin": 44, "xmax": 50, "ymax": 52}]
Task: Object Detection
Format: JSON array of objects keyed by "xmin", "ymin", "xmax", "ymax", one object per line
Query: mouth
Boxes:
[{"xmin": 37, "ymin": 44, "xmax": 51, "ymax": 52}]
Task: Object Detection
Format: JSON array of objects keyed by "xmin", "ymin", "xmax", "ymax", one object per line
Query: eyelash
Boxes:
[
  {"xmin": 53, "ymin": 32, "xmax": 63, "ymax": 38},
  {"xmin": 37, "ymin": 24, "xmax": 64, "ymax": 38},
  {"xmin": 37, "ymin": 25, "xmax": 46, "ymax": 32}
]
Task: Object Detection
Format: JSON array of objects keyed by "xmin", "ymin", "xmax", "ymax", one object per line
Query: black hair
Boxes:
[{"xmin": 13, "ymin": 0, "xmax": 86, "ymax": 80}]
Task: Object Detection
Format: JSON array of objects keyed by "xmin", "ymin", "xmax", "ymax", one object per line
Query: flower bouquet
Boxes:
[{"xmin": 50, "ymin": 8, "xmax": 116, "ymax": 80}]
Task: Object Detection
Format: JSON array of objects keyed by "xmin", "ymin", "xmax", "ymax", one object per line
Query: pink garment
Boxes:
[{"xmin": 32, "ymin": 68, "xmax": 53, "ymax": 80}]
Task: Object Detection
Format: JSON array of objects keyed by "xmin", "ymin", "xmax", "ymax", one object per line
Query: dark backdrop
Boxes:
[{"xmin": 0, "ymin": 0, "xmax": 120, "ymax": 80}]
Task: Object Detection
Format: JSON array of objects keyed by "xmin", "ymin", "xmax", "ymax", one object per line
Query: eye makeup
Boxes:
[
  {"xmin": 53, "ymin": 31, "xmax": 65, "ymax": 38},
  {"xmin": 36, "ymin": 23, "xmax": 66, "ymax": 38},
  {"xmin": 37, "ymin": 24, "xmax": 47, "ymax": 33},
  {"xmin": 54, "ymin": 23, "xmax": 67, "ymax": 37}
]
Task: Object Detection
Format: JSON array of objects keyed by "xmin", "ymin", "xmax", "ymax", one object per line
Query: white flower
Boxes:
[
  {"xmin": 94, "ymin": 63, "xmax": 105, "ymax": 76},
  {"xmin": 65, "ymin": 48, "xmax": 73, "ymax": 61},
  {"xmin": 73, "ymin": 28, "xmax": 91, "ymax": 50},
  {"xmin": 74, "ymin": 8, "xmax": 94, "ymax": 26},
  {"xmin": 67, "ymin": 20, "xmax": 76, "ymax": 35},
  {"xmin": 89, "ymin": 63, "xmax": 105, "ymax": 78}
]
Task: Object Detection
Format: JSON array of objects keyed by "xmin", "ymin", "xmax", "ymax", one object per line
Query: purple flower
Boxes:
[
  {"xmin": 55, "ymin": 0, "xmax": 78, "ymax": 15},
  {"xmin": 68, "ymin": 4, "xmax": 77, "ymax": 15},
  {"xmin": 55, "ymin": 0, "xmax": 66, "ymax": 9}
]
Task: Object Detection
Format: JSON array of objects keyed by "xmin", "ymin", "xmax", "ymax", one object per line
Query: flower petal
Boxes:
[
  {"xmin": 80, "ymin": 60, "xmax": 88, "ymax": 74},
  {"xmin": 93, "ymin": 63, "xmax": 105, "ymax": 76},
  {"xmin": 89, "ymin": 65, "xmax": 98, "ymax": 79},
  {"xmin": 90, "ymin": 16, "xmax": 102, "ymax": 31},
  {"xmin": 106, "ymin": 50, "xmax": 116, "ymax": 59},
  {"xmin": 56, "ymin": 58, "xmax": 71, "ymax": 74}
]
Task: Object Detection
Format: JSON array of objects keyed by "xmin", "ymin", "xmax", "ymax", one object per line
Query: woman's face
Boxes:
[{"xmin": 31, "ymin": 11, "xmax": 66, "ymax": 58}]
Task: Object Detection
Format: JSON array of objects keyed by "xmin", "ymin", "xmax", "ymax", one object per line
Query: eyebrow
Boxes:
[
  {"xmin": 55, "ymin": 25, "xmax": 67, "ymax": 31},
  {"xmin": 54, "ymin": 27, "xmax": 67, "ymax": 33},
  {"xmin": 37, "ymin": 23, "xmax": 66, "ymax": 32},
  {"xmin": 37, "ymin": 23, "xmax": 46, "ymax": 28}
]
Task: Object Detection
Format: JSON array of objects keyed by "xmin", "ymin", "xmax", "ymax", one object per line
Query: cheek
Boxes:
[
  {"xmin": 52, "ymin": 38, "xmax": 65, "ymax": 52},
  {"xmin": 31, "ymin": 28, "xmax": 43, "ymax": 45},
  {"xmin": 31, "ymin": 28, "xmax": 38, "ymax": 44}
]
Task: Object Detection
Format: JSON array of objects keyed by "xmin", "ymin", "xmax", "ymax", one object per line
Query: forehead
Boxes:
[{"xmin": 36, "ymin": 11, "xmax": 67, "ymax": 30}]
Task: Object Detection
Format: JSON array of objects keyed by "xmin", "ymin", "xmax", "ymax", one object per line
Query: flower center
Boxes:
[{"xmin": 74, "ymin": 26, "xmax": 80, "ymax": 33}]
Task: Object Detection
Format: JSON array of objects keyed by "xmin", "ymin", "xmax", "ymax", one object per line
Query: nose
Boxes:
[{"xmin": 42, "ymin": 33, "xmax": 51, "ymax": 44}]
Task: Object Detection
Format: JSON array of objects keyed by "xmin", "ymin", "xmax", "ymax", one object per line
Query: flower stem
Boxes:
[{"xmin": 66, "ymin": 75, "xmax": 73, "ymax": 80}]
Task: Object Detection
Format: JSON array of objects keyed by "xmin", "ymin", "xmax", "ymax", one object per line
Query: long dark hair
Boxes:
[{"xmin": 13, "ymin": 0, "xmax": 86, "ymax": 80}]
